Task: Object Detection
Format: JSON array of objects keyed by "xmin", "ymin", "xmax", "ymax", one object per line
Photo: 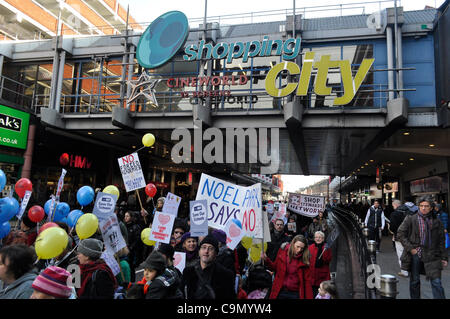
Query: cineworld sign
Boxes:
[{"xmin": 137, "ymin": 11, "xmax": 374, "ymax": 106}]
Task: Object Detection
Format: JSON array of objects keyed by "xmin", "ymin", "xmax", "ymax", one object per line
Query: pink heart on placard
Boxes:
[
  {"xmin": 174, "ymin": 254, "xmax": 182, "ymax": 266},
  {"xmin": 229, "ymin": 223, "xmax": 241, "ymax": 238},
  {"xmin": 276, "ymin": 212, "xmax": 283, "ymax": 218},
  {"xmin": 158, "ymin": 214, "xmax": 170, "ymax": 225}
]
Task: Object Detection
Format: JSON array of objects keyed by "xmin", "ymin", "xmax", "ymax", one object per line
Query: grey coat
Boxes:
[
  {"xmin": 0, "ymin": 271, "xmax": 38, "ymax": 299},
  {"xmin": 397, "ymin": 213, "xmax": 448, "ymax": 280}
]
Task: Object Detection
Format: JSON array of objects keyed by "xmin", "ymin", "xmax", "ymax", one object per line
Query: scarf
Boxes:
[
  {"xmin": 417, "ymin": 211, "xmax": 433, "ymax": 258},
  {"xmin": 186, "ymin": 248, "xmax": 199, "ymax": 262},
  {"xmin": 77, "ymin": 260, "xmax": 117, "ymax": 297},
  {"xmin": 314, "ymin": 243, "xmax": 324, "ymax": 268}
]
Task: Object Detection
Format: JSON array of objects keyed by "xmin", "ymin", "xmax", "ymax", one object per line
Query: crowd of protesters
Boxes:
[{"xmin": 0, "ymin": 189, "xmax": 340, "ymax": 300}]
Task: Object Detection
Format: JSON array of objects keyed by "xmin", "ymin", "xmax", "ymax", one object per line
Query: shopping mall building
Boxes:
[{"xmin": 0, "ymin": 0, "xmax": 448, "ymax": 208}]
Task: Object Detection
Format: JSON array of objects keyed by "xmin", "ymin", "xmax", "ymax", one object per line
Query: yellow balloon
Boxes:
[
  {"xmin": 103, "ymin": 185, "xmax": 120, "ymax": 198},
  {"xmin": 249, "ymin": 246, "xmax": 261, "ymax": 263},
  {"xmin": 76, "ymin": 213, "xmax": 99, "ymax": 240},
  {"xmin": 241, "ymin": 236, "xmax": 253, "ymax": 249},
  {"xmin": 142, "ymin": 133, "xmax": 155, "ymax": 147},
  {"xmin": 141, "ymin": 228, "xmax": 156, "ymax": 246},
  {"xmin": 35, "ymin": 227, "xmax": 69, "ymax": 259}
]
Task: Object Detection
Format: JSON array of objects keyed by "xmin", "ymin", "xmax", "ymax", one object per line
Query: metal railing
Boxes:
[{"xmin": 326, "ymin": 205, "xmax": 376, "ymax": 299}]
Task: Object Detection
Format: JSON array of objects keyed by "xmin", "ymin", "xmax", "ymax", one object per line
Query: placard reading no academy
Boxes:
[{"xmin": 118, "ymin": 152, "xmax": 146, "ymax": 192}]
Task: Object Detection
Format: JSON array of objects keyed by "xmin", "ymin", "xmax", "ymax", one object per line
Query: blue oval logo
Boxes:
[{"xmin": 136, "ymin": 11, "xmax": 189, "ymax": 69}]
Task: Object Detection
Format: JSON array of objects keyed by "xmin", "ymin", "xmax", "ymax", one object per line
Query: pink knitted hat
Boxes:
[{"xmin": 32, "ymin": 266, "xmax": 72, "ymax": 298}]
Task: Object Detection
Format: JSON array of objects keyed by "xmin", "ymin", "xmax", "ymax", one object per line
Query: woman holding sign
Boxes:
[
  {"xmin": 264, "ymin": 235, "xmax": 313, "ymax": 299},
  {"xmin": 175, "ymin": 232, "xmax": 199, "ymax": 268}
]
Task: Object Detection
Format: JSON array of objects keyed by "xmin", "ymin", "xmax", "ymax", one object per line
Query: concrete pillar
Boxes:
[
  {"xmin": 397, "ymin": 25, "xmax": 404, "ymax": 98},
  {"xmin": 54, "ymin": 50, "xmax": 66, "ymax": 113},
  {"xmin": 21, "ymin": 124, "xmax": 36, "ymax": 179},
  {"xmin": 386, "ymin": 26, "xmax": 395, "ymax": 101}
]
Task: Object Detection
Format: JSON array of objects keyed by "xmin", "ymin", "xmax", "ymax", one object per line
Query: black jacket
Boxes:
[
  {"xmin": 390, "ymin": 205, "xmax": 410, "ymax": 239},
  {"xmin": 146, "ymin": 267, "xmax": 184, "ymax": 299},
  {"xmin": 181, "ymin": 261, "xmax": 236, "ymax": 299},
  {"xmin": 216, "ymin": 246, "xmax": 236, "ymax": 276},
  {"xmin": 267, "ymin": 231, "xmax": 291, "ymax": 261}
]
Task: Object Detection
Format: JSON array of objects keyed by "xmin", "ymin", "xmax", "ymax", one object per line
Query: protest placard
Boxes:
[
  {"xmin": 288, "ymin": 193, "xmax": 325, "ymax": 217},
  {"xmin": 173, "ymin": 252, "xmax": 186, "ymax": 273},
  {"xmin": 162, "ymin": 192, "xmax": 181, "ymax": 216},
  {"xmin": 55, "ymin": 168, "xmax": 67, "ymax": 201},
  {"xmin": 149, "ymin": 211, "xmax": 176, "ymax": 244},
  {"xmin": 92, "ymin": 192, "xmax": 118, "ymax": 223},
  {"xmin": 224, "ymin": 218, "xmax": 245, "ymax": 250},
  {"xmin": 195, "ymin": 173, "xmax": 263, "ymax": 238},
  {"xmin": 118, "ymin": 152, "xmax": 146, "ymax": 192},
  {"xmin": 287, "ymin": 222, "xmax": 297, "ymax": 233},
  {"xmin": 266, "ymin": 201, "xmax": 274, "ymax": 214},
  {"xmin": 17, "ymin": 190, "xmax": 32, "ymax": 219},
  {"xmin": 101, "ymin": 251, "xmax": 121, "ymax": 276},
  {"xmin": 189, "ymin": 200, "xmax": 208, "ymax": 237},
  {"xmin": 99, "ymin": 214, "xmax": 127, "ymax": 255}
]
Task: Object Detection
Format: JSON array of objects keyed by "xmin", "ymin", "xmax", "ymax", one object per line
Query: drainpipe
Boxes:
[{"xmin": 386, "ymin": 26, "xmax": 394, "ymax": 101}]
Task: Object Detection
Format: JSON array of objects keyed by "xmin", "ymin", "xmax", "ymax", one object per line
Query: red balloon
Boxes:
[
  {"xmin": 145, "ymin": 183, "xmax": 157, "ymax": 198},
  {"xmin": 28, "ymin": 205, "xmax": 45, "ymax": 223},
  {"xmin": 15, "ymin": 178, "xmax": 33, "ymax": 198},
  {"xmin": 60, "ymin": 153, "xmax": 69, "ymax": 166},
  {"xmin": 38, "ymin": 222, "xmax": 60, "ymax": 235}
]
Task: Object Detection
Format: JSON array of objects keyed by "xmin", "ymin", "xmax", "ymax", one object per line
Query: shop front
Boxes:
[{"xmin": 0, "ymin": 104, "xmax": 30, "ymax": 196}]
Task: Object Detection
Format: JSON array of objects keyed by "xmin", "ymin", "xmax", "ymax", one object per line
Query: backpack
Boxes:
[{"xmin": 154, "ymin": 268, "xmax": 184, "ymax": 299}]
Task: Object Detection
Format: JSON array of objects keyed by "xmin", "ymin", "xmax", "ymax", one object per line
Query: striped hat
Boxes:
[{"xmin": 32, "ymin": 266, "xmax": 72, "ymax": 298}]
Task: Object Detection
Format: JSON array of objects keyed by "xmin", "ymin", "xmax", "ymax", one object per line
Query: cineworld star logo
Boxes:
[
  {"xmin": 0, "ymin": 113, "xmax": 22, "ymax": 132},
  {"xmin": 127, "ymin": 72, "xmax": 160, "ymax": 107}
]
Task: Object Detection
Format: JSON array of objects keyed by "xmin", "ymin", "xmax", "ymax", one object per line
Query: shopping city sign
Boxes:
[
  {"xmin": 0, "ymin": 105, "xmax": 30, "ymax": 149},
  {"xmin": 136, "ymin": 11, "xmax": 301, "ymax": 69},
  {"xmin": 265, "ymin": 51, "xmax": 375, "ymax": 105}
]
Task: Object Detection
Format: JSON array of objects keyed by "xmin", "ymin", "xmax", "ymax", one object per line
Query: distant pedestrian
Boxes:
[
  {"xmin": 397, "ymin": 196, "xmax": 448, "ymax": 299},
  {"xmin": 389, "ymin": 199, "xmax": 409, "ymax": 277},
  {"xmin": 364, "ymin": 200, "xmax": 385, "ymax": 252}
]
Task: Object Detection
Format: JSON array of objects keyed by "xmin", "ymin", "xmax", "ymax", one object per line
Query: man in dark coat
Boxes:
[
  {"xmin": 267, "ymin": 219, "xmax": 291, "ymax": 261},
  {"xmin": 389, "ymin": 199, "xmax": 410, "ymax": 277},
  {"xmin": 181, "ymin": 235, "xmax": 236, "ymax": 299},
  {"xmin": 397, "ymin": 196, "xmax": 448, "ymax": 299},
  {"xmin": 364, "ymin": 199, "xmax": 385, "ymax": 252}
]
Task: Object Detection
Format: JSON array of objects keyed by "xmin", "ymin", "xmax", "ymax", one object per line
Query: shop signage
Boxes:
[
  {"xmin": 61, "ymin": 153, "xmax": 92, "ymax": 169},
  {"xmin": 0, "ymin": 105, "xmax": 30, "ymax": 149},
  {"xmin": 265, "ymin": 51, "xmax": 375, "ymax": 105}
]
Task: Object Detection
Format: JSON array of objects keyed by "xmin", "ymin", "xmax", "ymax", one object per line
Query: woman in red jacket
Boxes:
[
  {"xmin": 308, "ymin": 231, "xmax": 332, "ymax": 297},
  {"xmin": 264, "ymin": 235, "xmax": 313, "ymax": 299}
]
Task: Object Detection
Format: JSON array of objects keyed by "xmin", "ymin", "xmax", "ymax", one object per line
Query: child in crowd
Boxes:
[{"xmin": 315, "ymin": 280, "xmax": 337, "ymax": 299}]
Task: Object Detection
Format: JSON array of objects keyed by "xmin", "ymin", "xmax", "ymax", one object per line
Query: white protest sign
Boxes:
[
  {"xmin": 173, "ymin": 252, "xmax": 186, "ymax": 273},
  {"xmin": 99, "ymin": 214, "xmax": 127, "ymax": 255},
  {"xmin": 149, "ymin": 211, "xmax": 176, "ymax": 244},
  {"xmin": 266, "ymin": 201, "xmax": 274, "ymax": 214},
  {"xmin": 55, "ymin": 168, "xmax": 67, "ymax": 201},
  {"xmin": 162, "ymin": 192, "xmax": 181, "ymax": 216},
  {"xmin": 101, "ymin": 251, "xmax": 121, "ymax": 276},
  {"xmin": 224, "ymin": 218, "xmax": 245, "ymax": 250},
  {"xmin": 288, "ymin": 222, "xmax": 297, "ymax": 233},
  {"xmin": 47, "ymin": 195, "xmax": 57, "ymax": 222},
  {"xmin": 196, "ymin": 173, "xmax": 263, "ymax": 238},
  {"xmin": 117, "ymin": 152, "xmax": 146, "ymax": 192},
  {"xmin": 189, "ymin": 200, "xmax": 208, "ymax": 237},
  {"xmin": 17, "ymin": 190, "xmax": 32, "ymax": 219},
  {"xmin": 271, "ymin": 209, "xmax": 287, "ymax": 225},
  {"xmin": 92, "ymin": 192, "xmax": 118, "ymax": 223},
  {"xmin": 288, "ymin": 193, "xmax": 325, "ymax": 217}
]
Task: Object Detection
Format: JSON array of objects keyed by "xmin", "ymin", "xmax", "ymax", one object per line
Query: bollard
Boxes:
[
  {"xmin": 362, "ymin": 227, "xmax": 370, "ymax": 237},
  {"xmin": 367, "ymin": 240, "xmax": 377, "ymax": 254},
  {"xmin": 377, "ymin": 274, "xmax": 399, "ymax": 299}
]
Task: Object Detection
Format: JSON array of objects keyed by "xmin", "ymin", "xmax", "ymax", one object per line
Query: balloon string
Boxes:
[
  {"xmin": 55, "ymin": 242, "xmax": 79, "ymax": 267},
  {"xmin": 34, "ymin": 257, "xmax": 40, "ymax": 265},
  {"xmin": 136, "ymin": 146, "xmax": 146, "ymax": 152}
]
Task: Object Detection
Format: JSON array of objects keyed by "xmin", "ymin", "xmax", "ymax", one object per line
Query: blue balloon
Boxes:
[
  {"xmin": 53, "ymin": 202, "xmax": 70, "ymax": 222},
  {"xmin": 0, "ymin": 221, "xmax": 10, "ymax": 239},
  {"xmin": 66, "ymin": 209, "xmax": 83, "ymax": 228},
  {"xmin": 44, "ymin": 199, "xmax": 54, "ymax": 215},
  {"xmin": 77, "ymin": 186, "xmax": 95, "ymax": 206},
  {"xmin": 0, "ymin": 169, "xmax": 6, "ymax": 192},
  {"xmin": 0, "ymin": 197, "xmax": 19, "ymax": 223}
]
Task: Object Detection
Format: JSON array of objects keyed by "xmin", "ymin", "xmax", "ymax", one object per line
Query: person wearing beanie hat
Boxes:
[
  {"xmin": 180, "ymin": 234, "xmax": 236, "ymax": 299},
  {"xmin": 211, "ymin": 229, "xmax": 226, "ymax": 246},
  {"xmin": 76, "ymin": 238, "xmax": 117, "ymax": 299},
  {"xmin": 30, "ymin": 266, "xmax": 73, "ymax": 299},
  {"xmin": 175, "ymin": 232, "xmax": 199, "ymax": 268}
]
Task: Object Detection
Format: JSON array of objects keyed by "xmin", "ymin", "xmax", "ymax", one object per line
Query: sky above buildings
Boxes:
[{"xmin": 119, "ymin": 0, "xmax": 444, "ymax": 25}]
